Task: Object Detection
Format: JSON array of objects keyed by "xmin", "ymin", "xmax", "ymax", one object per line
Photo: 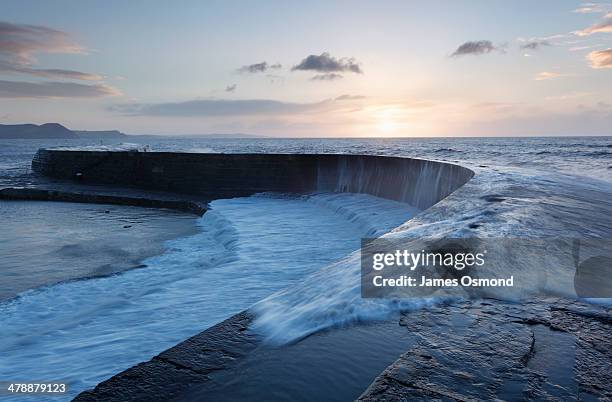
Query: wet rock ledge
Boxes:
[
  {"xmin": 72, "ymin": 298, "xmax": 610, "ymax": 401},
  {"xmin": 0, "ymin": 187, "xmax": 207, "ymax": 216},
  {"xmin": 358, "ymin": 298, "xmax": 611, "ymax": 401}
]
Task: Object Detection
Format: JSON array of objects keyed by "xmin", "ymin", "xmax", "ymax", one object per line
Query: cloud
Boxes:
[
  {"xmin": 0, "ymin": 21, "xmax": 107, "ymax": 84},
  {"xmin": 110, "ymin": 98, "xmax": 331, "ymax": 117},
  {"xmin": 576, "ymin": 12, "xmax": 612, "ymax": 35},
  {"xmin": 335, "ymin": 94, "xmax": 366, "ymax": 100},
  {"xmin": 0, "ymin": 21, "xmax": 84, "ymax": 63},
  {"xmin": 587, "ymin": 48, "xmax": 612, "ymax": 68},
  {"xmin": 569, "ymin": 44, "xmax": 599, "ymax": 51},
  {"xmin": 0, "ymin": 61, "xmax": 102, "ymax": 80},
  {"xmin": 535, "ymin": 71, "xmax": 567, "ymax": 80},
  {"xmin": 574, "ymin": 3, "xmax": 612, "ymax": 13},
  {"xmin": 237, "ymin": 62, "xmax": 281, "ymax": 73},
  {"xmin": 450, "ymin": 40, "xmax": 497, "ymax": 56},
  {"xmin": 310, "ymin": 73, "xmax": 343, "ymax": 81},
  {"xmin": 0, "ymin": 80, "xmax": 121, "ymax": 98},
  {"xmin": 520, "ymin": 40, "xmax": 552, "ymax": 50},
  {"xmin": 225, "ymin": 84, "xmax": 237, "ymax": 92},
  {"xmin": 292, "ymin": 52, "xmax": 363, "ymax": 74}
]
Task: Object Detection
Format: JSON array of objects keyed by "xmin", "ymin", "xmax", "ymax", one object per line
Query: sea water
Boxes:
[
  {"xmin": 0, "ymin": 136, "xmax": 611, "ymax": 398},
  {"xmin": 0, "ymin": 192, "xmax": 419, "ymax": 399}
]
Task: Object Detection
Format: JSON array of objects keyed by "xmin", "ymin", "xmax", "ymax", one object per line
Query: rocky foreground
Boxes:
[
  {"xmin": 72, "ymin": 297, "xmax": 611, "ymax": 401},
  {"xmin": 358, "ymin": 297, "xmax": 611, "ymax": 401}
]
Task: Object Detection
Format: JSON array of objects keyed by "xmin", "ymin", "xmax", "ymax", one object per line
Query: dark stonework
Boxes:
[
  {"xmin": 31, "ymin": 150, "xmax": 474, "ymax": 210},
  {"xmin": 74, "ymin": 311, "xmax": 256, "ymax": 402},
  {"xmin": 0, "ymin": 187, "xmax": 207, "ymax": 215}
]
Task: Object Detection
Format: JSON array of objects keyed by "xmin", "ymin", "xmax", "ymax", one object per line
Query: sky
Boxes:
[{"xmin": 0, "ymin": 0, "xmax": 611, "ymax": 137}]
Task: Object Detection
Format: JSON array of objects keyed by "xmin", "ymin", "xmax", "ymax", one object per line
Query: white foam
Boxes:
[
  {"xmin": 50, "ymin": 143, "xmax": 151, "ymax": 152},
  {"xmin": 305, "ymin": 192, "xmax": 421, "ymax": 237},
  {"xmin": 252, "ymin": 169, "xmax": 612, "ymax": 344}
]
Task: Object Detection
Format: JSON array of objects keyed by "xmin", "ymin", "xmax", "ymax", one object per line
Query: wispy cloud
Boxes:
[
  {"xmin": 0, "ymin": 21, "xmax": 113, "ymax": 97},
  {"xmin": 335, "ymin": 94, "xmax": 366, "ymax": 101},
  {"xmin": 576, "ymin": 12, "xmax": 612, "ymax": 35},
  {"xmin": 0, "ymin": 61, "xmax": 102, "ymax": 80},
  {"xmin": 450, "ymin": 40, "xmax": 498, "ymax": 56},
  {"xmin": 535, "ymin": 71, "xmax": 568, "ymax": 80},
  {"xmin": 225, "ymin": 84, "xmax": 237, "ymax": 92},
  {"xmin": 0, "ymin": 21, "xmax": 84, "ymax": 63},
  {"xmin": 569, "ymin": 44, "xmax": 601, "ymax": 51},
  {"xmin": 0, "ymin": 80, "xmax": 120, "ymax": 98},
  {"xmin": 110, "ymin": 98, "xmax": 329, "ymax": 116},
  {"xmin": 310, "ymin": 73, "xmax": 343, "ymax": 81},
  {"xmin": 587, "ymin": 48, "xmax": 612, "ymax": 68},
  {"xmin": 574, "ymin": 2, "xmax": 612, "ymax": 14},
  {"xmin": 545, "ymin": 91, "xmax": 592, "ymax": 101},
  {"xmin": 109, "ymin": 95, "xmax": 369, "ymax": 117},
  {"xmin": 519, "ymin": 39, "xmax": 552, "ymax": 50},
  {"xmin": 237, "ymin": 62, "xmax": 282, "ymax": 73},
  {"xmin": 292, "ymin": 52, "xmax": 363, "ymax": 74}
]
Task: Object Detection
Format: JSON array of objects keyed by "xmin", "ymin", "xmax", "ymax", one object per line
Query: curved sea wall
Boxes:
[{"xmin": 32, "ymin": 149, "xmax": 474, "ymax": 209}]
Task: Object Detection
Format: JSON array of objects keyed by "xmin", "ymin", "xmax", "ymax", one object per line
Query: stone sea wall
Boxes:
[{"xmin": 32, "ymin": 150, "xmax": 474, "ymax": 210}]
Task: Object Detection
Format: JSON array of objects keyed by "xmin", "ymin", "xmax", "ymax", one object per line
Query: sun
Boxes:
[{"xmin": 375, "ymin": 106, "xmax": 401, "ymax": 134}]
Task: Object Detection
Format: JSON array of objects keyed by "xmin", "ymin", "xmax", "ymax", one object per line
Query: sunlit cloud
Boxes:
[
  {"xmin": 535, "ymin": 71, "xmax": 569, "ymax": 80},
  {"xmin": 569, "ymin": 44, "xmax": 601, "ymax": 51},
  {"xmin": 0, "ymin": 21, "xmax": 114, "ymax": 97},
  {"xmin": 574, "ymin": 3, "xmax": 612, "ymax": 14},
  {"xmin": 0, "ymin": 21, "xmax": 85, "ymax": 63},
  {"xmin": 545, "ymin": 92, "xmax": 592, "ymax": 101},
  {"xmin": 575, "ymin": 12, "xmax": 612, "ymax": 35},
  {"xmin": 587, "ymin": 48, "xmax": 612, "ymax": 68}
]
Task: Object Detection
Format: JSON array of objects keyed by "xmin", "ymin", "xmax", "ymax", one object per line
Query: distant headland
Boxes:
[
  {"xmin": 0, "ymin": 123, "xmax": 126, "ymax": 140},
  {"xmin": 0, "ymin": 123, "xmax": 266, "ymax": 140}
]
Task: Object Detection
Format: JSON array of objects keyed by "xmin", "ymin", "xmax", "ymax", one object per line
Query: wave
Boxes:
[
  {"xmin": 251, "ymin": 169, "xmax": 612, "ymax": 344},
  {"xmin": 0, "ymin": 193, "xmax": 418, "ymax": 399},
  {"xmin": 433, "ymin": 147, "xmax": 462, "ymax": 153},
  {"xmin": 304, "ymin": 192, "xmax": 421, "ymax": 237}
]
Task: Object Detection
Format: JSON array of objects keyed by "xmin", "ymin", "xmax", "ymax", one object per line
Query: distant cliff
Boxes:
[
  {"xmin": 0, "ymin": 124, "xmax": 261, "ymax": 140},
  {"xmin": 0, "ymin": 124, "xmax": 135, "ymax": 140},
  {"xmin": 0, "ymin": 123, "xmax": 78, "ymax": 139},
  {"xmin": 74, "ymin": 130, "xmax": 128, "ymax": 140}
]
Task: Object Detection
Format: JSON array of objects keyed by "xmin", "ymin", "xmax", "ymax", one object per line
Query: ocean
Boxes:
[{"xmin": 0, "ymin": 136, "xmax": 611, "ymax": 399}]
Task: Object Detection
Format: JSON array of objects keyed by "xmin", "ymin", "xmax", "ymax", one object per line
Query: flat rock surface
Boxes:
[{"xmin": 358, "ymin": 298, "xmax": 611, "ymax": 401}]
